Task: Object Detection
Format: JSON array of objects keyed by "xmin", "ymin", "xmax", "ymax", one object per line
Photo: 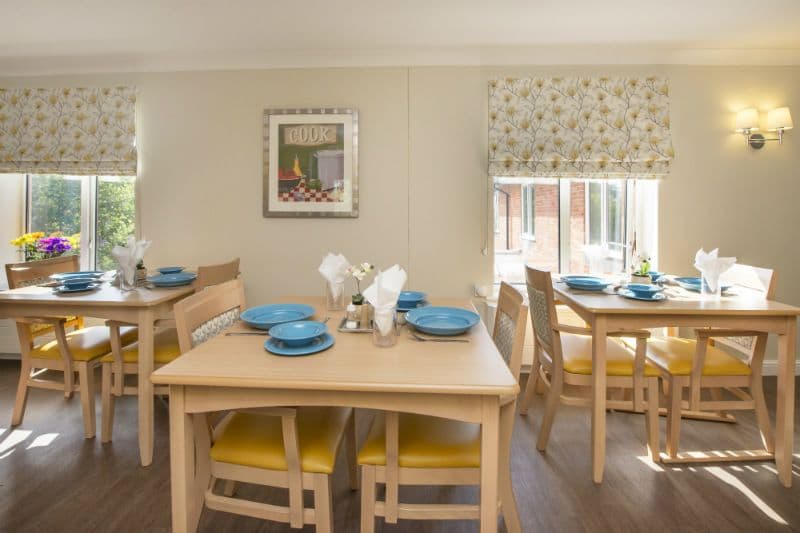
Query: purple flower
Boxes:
[{"xmin": 36, "ymin": 236, "xmax": 72, "ymax": 257}]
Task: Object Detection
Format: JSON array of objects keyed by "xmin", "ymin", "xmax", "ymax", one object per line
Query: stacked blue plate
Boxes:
[
  {"xmin": 157, "ymin": 266, "xmax": 185, "ymax": 274},
  {"xmin": 241, "ymin": 303, "xmax": 315, "ymax": 330},
  {"xmin": 50, "ymin": 270, "xmax": 104, "ymax": 282},
  {"xmin": 397, "ymin": 291, "xmax": 427, "ymax": 312},
  {"xmin": 148, "ymin": 272, "xmax": 197, "ymax": 287},
  {"xmin": 265, "ymin": 320, "xmax": 334, "ymax": 356},
  {"xmin": 674, "ymin": 277, "xmax": 732, "ymax": 293},
  {"xmin": 561, "ymin": 275, "xmax": 611, "ymax": 292},
  {"xmin": 405, "ymin": 306, "xmax": 480, "ymax": 336}
]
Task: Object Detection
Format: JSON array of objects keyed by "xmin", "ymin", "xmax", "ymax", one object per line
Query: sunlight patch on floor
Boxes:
[
  {"xmin": 0, "ymin": 429, "xmax": 32, "ymax": 459},
  {"xmin": 636, "ymin": 455, "xmax": 665, "ymax": 472},
  {"xmin": 705, "ymin": 466, "xmax": 787, "ymax": 525},
  {"xmin": 26, "ymin": 433, "xmax": 59, "ymax": 449}
]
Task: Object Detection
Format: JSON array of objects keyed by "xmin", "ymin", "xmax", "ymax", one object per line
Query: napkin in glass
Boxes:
[
  {"xmin": 694, "ymin": 248, "xmax": 736, "ymax": 292},
  {"xmin": 363, "ymin": 265, "xmax": 407, "ymax": 336},
  {"xmin": 112, "ymin": 236, "xmax": 151, "ymax": 289},
  {"xmin": 318, "ymin": 252, "xmax": 350, "ymax": 299}
]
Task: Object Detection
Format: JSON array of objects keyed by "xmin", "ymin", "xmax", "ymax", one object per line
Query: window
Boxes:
[
  {"xmin": 26, "ymin": 175, "xmax": 136, "ymax": 270},
  {"xmin": 521, "ymin": 184, "xmax": 535, "ymax": 240},
  {"xmin": 493, "ymin": 177, "xmax": 658, "ymax": 284}
]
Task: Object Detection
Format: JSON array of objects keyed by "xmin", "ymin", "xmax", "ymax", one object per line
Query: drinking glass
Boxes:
[
  {"xmin": 325, "ymin": 281, "xmax": 345, "ymax": 311},
  {"xmin": 118, "ymin": 269, "xmax": 136, "ymax": 292},
  {"xmin": 372, "ymin": 308, "xmax": 397, "ymax": 347}
]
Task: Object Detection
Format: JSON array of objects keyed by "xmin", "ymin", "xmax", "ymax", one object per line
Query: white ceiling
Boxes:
[{"xmin": 2, "ymin": 0, "xmax": 800, "ymax": 75}]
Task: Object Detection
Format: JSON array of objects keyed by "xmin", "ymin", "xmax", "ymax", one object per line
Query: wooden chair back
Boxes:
[
  {"xmin": 715, "ymin": 264, "xmax": 776, "ymax": 362},
  {"xmin": 193, "ymin": 258, "xmax": 240, "ymax": 291},
  {"xmin": 173, "ymin": 278, "xmax": 246, "ymax": 354},
  {"xmin": 524, "ymin": 266, "xmax": 564, "ymax": 372},
  {"xmin": 5, "ymin": 255, "xmax": 79, "ymax": 289},
  {"xmin": 492, "ymin": 282, "xmax": 528, "ymax": 383}
]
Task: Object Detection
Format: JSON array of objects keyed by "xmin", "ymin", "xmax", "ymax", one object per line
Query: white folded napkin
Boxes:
[
  {"xmin": 364, "ymin": 265, "xmax": 407, "ymax": 336},
  {"xmin": 694, "ymin": 248, "xmax": 736, "ymax": 292},
  {"xmin": 318, "ymin": 252, "xmax": 350, "ymax": 299},
  {"xmin": 111, "ymin": 236, "xmax": 151, "ymax": 287}
]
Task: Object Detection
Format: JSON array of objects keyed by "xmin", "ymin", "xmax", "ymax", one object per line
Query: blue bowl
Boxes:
[
  {"xmin": 626, "ymin": 283, "xmax": 663, "ymax": 297},
  {"xmin": 398, "ymin": 290, "xmax": 426, "ymax": 306},
  {"xmin": 269, "ymin": 320, "xmax": 328, "ymax": 347},
  {"xmin": 157, "ymin": 266, "xmax": 185, "ymax": 274},
  {"xmin": 649, "ymin": 271, "xmax": 664, "ymax": 282},
  {"xmin": 63, "ymin": 278, "xmax": 93, "ymax": 290}
]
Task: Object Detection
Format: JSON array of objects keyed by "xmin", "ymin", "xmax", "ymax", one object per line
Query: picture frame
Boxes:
[{"xmin": 263, "ymin": 107, "xmax": 359, "ymax": 218}]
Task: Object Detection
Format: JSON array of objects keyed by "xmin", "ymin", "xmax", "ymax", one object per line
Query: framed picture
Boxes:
[{"xmin": 263, "ymin": 108, "xmax": 359, "ymax": 218}]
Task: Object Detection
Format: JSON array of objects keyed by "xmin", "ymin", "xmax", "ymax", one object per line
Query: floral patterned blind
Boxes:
[
  {"xmin": 489, "ymin": 76, "xmax": 674, "ymax": 179},
  {"xmin": 0, "ymin": 87, "xmax": 137, "ymax": 175}
]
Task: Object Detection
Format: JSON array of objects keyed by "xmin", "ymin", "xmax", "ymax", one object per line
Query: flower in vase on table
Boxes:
[
  {"xmin": 10, "ymin": 231, "xmax": 80, "ymax": 261},
  {"xmin": 347, "ymin": 262, "xmax": 374, "ymax": 305}
]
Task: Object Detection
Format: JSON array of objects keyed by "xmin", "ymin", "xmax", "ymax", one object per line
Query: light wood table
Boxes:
[
  {"xmin": 152, "ymin": 297, "xmax": 520, "ymax": 533},
  {"xmin": 553, "ymin": 281, "xmax": 800, "ymax": 486},
  {"xmin": 0, "ymin": 282, "xmax": 194, "ymax": 466}
]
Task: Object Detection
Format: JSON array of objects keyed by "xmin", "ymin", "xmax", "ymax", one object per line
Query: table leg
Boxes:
[
  {"xmin": 480, "ymin": 396, "xmax": 500, "ymax": 533},
  {"xmin": 591, "ymin": 316, "xmax": 608, "ymax": 484},
  {"xmin": 137, "ymin": 309, "xmax": 155, "ymax": 466},
  {"xmin": 169, "ymin": 386, "xmax": 204, "ymax": 533},
  {"xmin": 499, "ymin": 399, "xmax": 521, "ymax": 533},
  {"xmin": 775, "ymin": 317, "xmax": 797, "ymax": 487}
]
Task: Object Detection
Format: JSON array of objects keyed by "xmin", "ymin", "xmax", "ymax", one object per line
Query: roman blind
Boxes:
[
  {"xmin": 0, "ymin": 87, "xmax": 137, "ymax": 175},
  {"xmin": 489, "ymin": 76, "xmax": 674, "ymax": 179}
]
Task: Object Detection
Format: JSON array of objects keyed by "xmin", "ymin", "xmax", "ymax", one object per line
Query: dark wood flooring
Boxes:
[{"xmin": 1, "ymin": 359, "xmax": 799, "ymax": 532}]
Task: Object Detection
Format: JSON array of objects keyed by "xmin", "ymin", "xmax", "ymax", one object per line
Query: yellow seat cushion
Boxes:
[
  {"xmin": 100, "ymin": 328, "xmax": 181, "ymax": 364},
  {"xmin": 31, "ymin": 326, "xmax": 138, "ymax": 362},
  {"xmin": 556, "ymin": 305, "xmax": 587, "ymax": 328},
  {"xmin": 634, "ymin": 336, "xmax": 752, "ymax": 377},
  {"xmin": 357, "ymin": 413, "xmax": 481, "ymax": 468},
  {"xmin": 28, "ymin": 316, "xmax": 80, "ymax": 335},
  {"xmin": 211, "ymin": 407, "xmax": 352, "ymax": 474},
  {"xmin": 560, "ymin": 334, "xmax": 660, "ymax": 377}
]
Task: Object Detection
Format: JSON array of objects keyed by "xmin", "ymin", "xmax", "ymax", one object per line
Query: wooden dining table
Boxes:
[
  {"xmin": 0, "ymin": 282, "xmax": 194, "ymax": 466},
  {"xmin": 553, "ymin": 280, "xmax": 800, "ymax": 486},
  {"xmin": 151, "ymin": 296, "xmax": 520, "ymax": 533}
]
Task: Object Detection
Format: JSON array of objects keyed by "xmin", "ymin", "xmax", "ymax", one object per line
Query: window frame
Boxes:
[
  {"xmin": 520, "ymin": 183, "xmax": 536, "ymax": 241},
  {"xmin": 583, "ymin": 179, "xmax": 627, "ymax": 261}
]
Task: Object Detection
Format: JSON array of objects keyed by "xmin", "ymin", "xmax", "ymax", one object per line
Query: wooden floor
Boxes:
[{"xmin": 1, "ymin": 359, "xmax": 799, "ymax": 532}]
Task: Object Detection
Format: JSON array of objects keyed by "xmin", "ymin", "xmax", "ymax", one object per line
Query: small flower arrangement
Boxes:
[
  {"xmin": 346, "ymin": 262, "xmax": 374, "ymax": 305},
  {"xmin": 10, "ymin": 231, "xmax": 80, "ymax": 261},
  {"xmin": 632, "ymin": 253, "xmax": 651, "ymax": 276}
]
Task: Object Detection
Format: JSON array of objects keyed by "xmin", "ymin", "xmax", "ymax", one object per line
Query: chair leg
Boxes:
[
  {"xmin": 519, "ymin": 346, "xmax": 541, "ymax": 415},
  {"xmin": 11, "ymin": 358, "xmax": 32, "ymax": 426},
  {"xmin": 751, "ymin": 375, "xmax": 775, "ymax": 453},
  {"xmin": 536, "ymin": 372, "xmax": 562, "ymax": 452},
  {"xmin": 645, "ymin": 377, "xmax": 660, "ymax": 462},
  {"xmin": 313, "ymin": 474, "xmax": 333, "ymax": 533},
  {"xmin": 360, "ymin": 465, "xmax": 376, "ymax": 533},
  {"xmin": 101, "ymin": 363, "xmax": 115, "ymax": 443},
  {"xmin": 666, "ymin": 376, "xmax": 683, "ymax": 458},
  {"xmin": 345, "ymin": 410, "xmax": 359, "ymax": 490},
  {"xmin": 708, "ymin": 387, "xmax": 728, "ymax": 419},
  {"xmin": 63, "ymin": 365, "xmax": 75, "ymax": 399},
  {"xmin": 77, "ymin": 362, "xmax": 96, "ymax": 439}
]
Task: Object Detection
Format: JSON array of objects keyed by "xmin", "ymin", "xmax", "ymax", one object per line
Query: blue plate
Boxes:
[
  {"xmin": 269, "ymin": 320, "xmax": 328, "ymax": 347},
  {"xmin": 674, "ymin": 277, "xmax": 732, "ymax": 293},
  {"xmin": 619, "ymin": 289, "xmax": 666, "ymax": 302},
  {"xmin": 562, "ymin": 275, "xmax": 604, "ymax": 282},
  {"xmin": 626, "ymin": 283, "xmax": 664, "ymax": 297},
  {"xmin": 241, "ymin": 303, "xmax": 315, "ymax": 330},
  {"xmin": 564, "ymin": 277, "xmax": 611, "ymax": 291},
  {"xmin": 398, "ymin": 291, "xmax": 426, "ymax": 306},
  {"xmin": 148, "ymin": 272, "xmax": 198, "ymax": 287},
  {"xmin": 157, "ymin": 266, "xmax": 185, "ymax": 274},
  {"xmin": 398, "ymin": 300, "xmax": 428, "ymax": 312},
  {"xmin": 51, "ymin": 270, "xmax": 104, "ymax": 281},
  {"xmin": 53, "ymin": 283, "xmax": 101, "ymax": 294},
  {"xmin": 265, "ymin": 332, "xmax": 334, "ymax": 356},
  {"xmin": 406, "ymin": 306, "xmax": 480, "ymax": 336}
]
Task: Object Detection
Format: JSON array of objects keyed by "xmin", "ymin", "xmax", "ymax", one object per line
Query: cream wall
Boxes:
[{"xmin": 1, "ymin": 64, "xmax": 799, "ymax": 360}]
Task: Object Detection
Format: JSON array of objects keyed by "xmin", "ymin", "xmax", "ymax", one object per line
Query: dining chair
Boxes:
[
  {"xmin": 640, "ymin": 264, "xmax": 777, "ymax": 461},
  {"xmin": 357, "ymin": 282, "xmax": 527, "ymax": 532},
  {"xmin": 519, "ymin": 267, "xmax": 661, "ymax": 460},
  {"xmin": 165, "ymin": 278, "xmax": 357, "ymax": 532},
  {"xmin": 100, "ymin": 258, "xmax": 241, "ymax": 441},
  {"xmin": 6, "ymin": 255, "xmax": 137, "ymax": 438}
]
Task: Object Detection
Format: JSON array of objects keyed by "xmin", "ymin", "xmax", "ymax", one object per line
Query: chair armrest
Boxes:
[
  {"xmin": 17, "ymin": 316, "xmax": 66, "ymax": 326},
  {"xmin": 555, "ymin": 323, "xmax": 650, "ymax": 339},
  {"xmin": 554, "ymin": 324, "xmax": 593, "ymax": 335},
  {"xmin": 607, "ymin": 329, "xmax": 651, "ymax": 339},
  {"xmin": 695, "ymin": 329, "xmax": 763, "ymax": 339},
  {"xmin": 237, "ymin": 407, "xmax": 298, "ymax": 418}
]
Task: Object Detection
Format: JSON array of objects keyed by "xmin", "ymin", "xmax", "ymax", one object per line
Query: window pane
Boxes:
[
  {"xmin": 96, "ymin": 176, "xmax": 136, "ymax": 271},
  {"xmin": 606, "ymin": 181, "xmax": 623, "ymax": 245},
  {"xmin": 29, "ymin": 175, "xmax": 81, "ymax": 236},
  {"xmin": 587, "ymin": 182, "xmax": 602, "ymax": 245}
]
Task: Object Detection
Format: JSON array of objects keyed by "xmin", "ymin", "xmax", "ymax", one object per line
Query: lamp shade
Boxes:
[
  {"xmin": 735, "ymin": 108, "xmax": 760, "ymax": 132},
  {"xmin": 767, "ymin": 107, "xmax": 793, "ymax": 131}
]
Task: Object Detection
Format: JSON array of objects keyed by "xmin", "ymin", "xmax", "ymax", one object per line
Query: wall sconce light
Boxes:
[{"xmin": 736, "ymin": 106, "xmax": 793, "ymax": 149}]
